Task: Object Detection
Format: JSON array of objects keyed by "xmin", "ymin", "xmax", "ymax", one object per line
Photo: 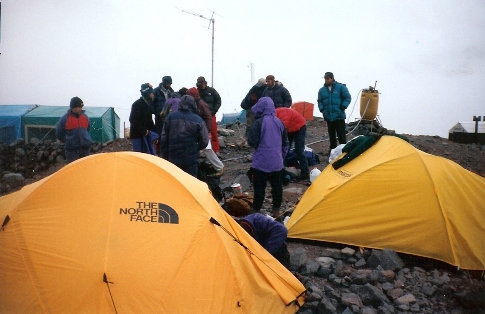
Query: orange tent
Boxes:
[
  {"xmin": 0, "ymin": 152, "xmax": 305, "ymax": 313},
  {"xmin": 291, "ymin": 102, "xmax": 314, "ymax": 120}
]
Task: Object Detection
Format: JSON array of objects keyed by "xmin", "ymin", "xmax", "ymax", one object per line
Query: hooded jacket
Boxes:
[
  {"xmin": 160, "ymin": 95, "xmax": 209, "ymax": 166},
  {"xmin": 247, "ymin": 97, "xmax": 289, "ymax": 172},
  {"xmin": 239, "ymin": 213, "xmax": 288, "ymax": 255},
  {"xmin": 56, "ymin": 109, "xmax": 92, "ymax": 150},
  {"xmin": 187, "ymin": 87, "xmax": 212, "ymax": 131},
  {"xmin": 317, "ymin": 81, "xmax": 351, "ymax": 122},
  {"xmin": 261, "ymin": 81, "xmax": 292, "ymax": 108},
  {"xmin": 275, "ymin": 107, "xmax": 306, "ymax": 133}
]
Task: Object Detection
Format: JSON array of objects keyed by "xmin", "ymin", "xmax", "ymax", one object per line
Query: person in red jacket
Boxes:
[
  {"xmin": 186, "ymin": 87, "xmax": 212, "ymax": 133},
  {"xmin": 56, "ymin": 97, "xmax": 92, "ymax": 163},
  {"xmin": 275, "ymin": 107, "xmax": 309, "ymax": 180}
]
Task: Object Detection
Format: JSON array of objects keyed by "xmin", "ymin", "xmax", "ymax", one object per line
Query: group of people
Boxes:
[
  {"xmin": 234, "ymin": 72, "xmax": 350, "ymax": 267},
  {"xmin": 55, "ymin": 72, "xmax": 351, "ymax": 213},
  {"xmin": 128, "ymin": 76, "xmax": 222, "ymax": 178},
  {"xmin": 54, "ymin": 72, "xmax": 351, "ymax": 268},
  {"xmin": 242, "ymin": 72, "xmax": 351, "ymax": 217}
]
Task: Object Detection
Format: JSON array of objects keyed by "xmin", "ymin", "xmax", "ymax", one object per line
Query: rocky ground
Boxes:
[{"xmin": 1, "ymin": 117, "xmax": 484, "ymax": 313}]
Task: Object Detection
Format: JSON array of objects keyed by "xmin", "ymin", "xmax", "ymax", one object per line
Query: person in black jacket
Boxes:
[
  {"xmin": 241, "ymin": 78, "xmax": 266, "ymax": 136},
  {"xmin": 160, "ymin": 95, "xmax": 209, "ymax": 177},
  {"xmin": 197, "ymin": 76, "xmax": 222, "ymax": 153},
  {"xmin": 262, "ymin": 75, "xmax": 292, "ymax": 108},
  {"xmin": 129, "ymin": 83, "xmax": 156, "ymax": 153}
]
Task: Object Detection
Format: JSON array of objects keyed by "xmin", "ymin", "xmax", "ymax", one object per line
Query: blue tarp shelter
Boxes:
[
  {"xmin": 0, "ymin": 104, "xmax": 38, "ymax": 144},
  {"xmin": 219, "ymin": 110, "xmax": 246, "ymax": 125}
]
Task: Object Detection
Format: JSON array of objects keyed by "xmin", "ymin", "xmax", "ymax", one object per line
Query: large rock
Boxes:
[
  {"xmin": 2, "ymin": 172, "xmax": 25, "ymax": 188},
  {"xmin": 367, "ymin": 249, "xmax": 404, "ymax": 271},
  {"xmin": 350, "ymin": 283, "xmax": 390, "ymax": 306}
]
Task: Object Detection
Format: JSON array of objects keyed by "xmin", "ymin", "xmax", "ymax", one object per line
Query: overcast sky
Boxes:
[{"xmin": 1, "ymin": 0, "xmax": 484, "ymax": 138}]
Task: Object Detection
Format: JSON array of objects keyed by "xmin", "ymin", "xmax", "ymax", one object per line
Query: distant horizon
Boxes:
[{"xmin": 1, "ymin": 102, "xmax": 484, "ymax": 139}]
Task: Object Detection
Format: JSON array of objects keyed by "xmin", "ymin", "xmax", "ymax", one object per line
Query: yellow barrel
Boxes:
[{"xmin": 360, "ymin": 89, "xmax": 379, "ymax": 120}]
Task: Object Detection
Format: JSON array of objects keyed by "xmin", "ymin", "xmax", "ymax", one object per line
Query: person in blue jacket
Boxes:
[
  {"xmin": 237, "ymin": 213, "xmax": 290, "ymax": 267},
  {"xmin": 160, "ymin": 95, "xmax": 209, "ymax": 177},
  {"xmin": 56, "ymin": 96, "xmax": 92, "ymax": 163},
  {"xmin": 317, "ymin": 72, "xmax": 351, "ymax": 152},
  {"xmin": 247, "ymin": 97, "xmax": 289, "ymax": 217}
]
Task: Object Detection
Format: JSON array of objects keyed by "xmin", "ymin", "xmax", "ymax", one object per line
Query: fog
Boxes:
[{"xmin": 1, "ymin": 0, "xmax": 484, "ymax": 138}]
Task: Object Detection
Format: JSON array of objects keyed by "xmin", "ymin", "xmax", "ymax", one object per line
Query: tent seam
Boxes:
[{"xmin": 414, "ymin": 151, "xmax": 458, "ymax": 265}]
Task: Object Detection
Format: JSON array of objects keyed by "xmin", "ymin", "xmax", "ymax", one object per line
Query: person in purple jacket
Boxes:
[
  {"xmin": 237, "ymin": 213, "xmax": 290, "ymax": 267},
  {"xmin": 247, "ymin": 97, "xmax": 289, "ymax": 217}
]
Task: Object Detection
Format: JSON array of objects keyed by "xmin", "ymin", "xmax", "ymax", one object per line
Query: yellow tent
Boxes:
[
  {"xmin": 287, "ymin": 136, "xmax": 485, "ymax": 270},
  {"xmin": 0, "ymin": 152, "xmax": 305, "ymax": 313}
]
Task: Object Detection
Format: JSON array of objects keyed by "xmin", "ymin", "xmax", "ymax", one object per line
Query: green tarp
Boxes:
[{"xmin": 22, "ymin": 106, "xmax": 120, "ymax": 143}]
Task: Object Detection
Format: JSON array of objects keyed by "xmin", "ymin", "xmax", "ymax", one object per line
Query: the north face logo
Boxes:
[{"xmin": 120, "ymin": 202, "xmax": 179, "ymax": 224}]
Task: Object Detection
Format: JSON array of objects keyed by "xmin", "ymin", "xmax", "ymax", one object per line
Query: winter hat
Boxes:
[
  {"xmin": 140, "ymin": 83, "xmax": 154, "ymax": 98},
  {"xmin": 187, "ymin": 87, "xmax": 200, "ymax": 100},
  {"xmin": 162, "ymin": 76, "xmax": 172, "ymax": 85},
  {"xmin": 324, "ymin": 72, "xmax": 334, "ymax": 79},
  {"xmin": 70, "ymin": 97, "xmax": 83, "ymax": 109},
  {"xmin": 178, "ymin": 87, "xmax": 188, "ymax": 96}
]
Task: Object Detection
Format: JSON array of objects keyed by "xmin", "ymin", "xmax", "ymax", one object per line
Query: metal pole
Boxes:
[
  {"xmin": 211, "ymin": 18, "xmax": 214, "ymax": 86},
  {"xmin": 180, "ymin": 9, "xmax": 215, "ymax": 86},
  {"xmin": 473, "ymin": 115, "xmax": 481, "ymax": 144}
]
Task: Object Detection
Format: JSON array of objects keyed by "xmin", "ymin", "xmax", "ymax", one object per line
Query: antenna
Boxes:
[
  {"xmin": 181, "ymin": 9, "xmax": 215, "ymax": 87},
  {"xmin": 248, "ymin": 62, "xmax": 254, "ymax": 83}
]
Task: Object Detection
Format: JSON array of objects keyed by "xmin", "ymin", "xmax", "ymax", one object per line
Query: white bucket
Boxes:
[{"xmin": 309, "ymin": 168, "xmax": 321, "ymax": 183}]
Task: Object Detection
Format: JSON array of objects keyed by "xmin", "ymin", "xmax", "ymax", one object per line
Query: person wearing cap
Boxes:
[
  {"xmin": 275, "ymin": 107, "xmax": 310, "ymax": 181},
  {"xmin": 129, "ymin": 83, "xmax": 157, "ymax": 154},
  {"xmin": 317, "ymin": 72, "xmax": 351, "ymax": 152},
  {"xmin": 261, "ymin": 75, "xmax": 292, "ymax": 108},
  {"xmin": 160, "ymin": 95, "xmax": 209, "ymax": 177},
  {"xmin": 247, "ymin": 97, "xmax": 289, "ymax": 218},
  {"xmin": 56, "ymin": 97, "xmax": 93, "ymax": 163},
  {"xmin": 241, "ymin": 78, "xmax": 267, "ymax": 136},
  {"xmin": 236, "ymin": 213, "xmax": 290, "ymax": 268},
  {"xmin": 196, "ymin": 76, "xmax": 222, "ymax": 153},
  {"xmin": 152, "ymin": 76, "xmax": 175, "ymax": 134}
]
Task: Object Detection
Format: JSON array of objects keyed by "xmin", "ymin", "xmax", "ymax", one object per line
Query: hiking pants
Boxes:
[
  {"xmin": 252, "ymin": 168, "xmax": 283, "ymax": 211},
  {"xmin": 245, "ymin": 109, "xmax": 255, "ymax": 137},
  {"xmin": 326, "ymin": 119, "xmax": 347, "ymax": 149},
  {"xmin": 65, "ymin": 147, "xmax": 90, "ymax": 163},
  {"xmin": 288, "ymin": 125, "xmax": 309, "ymax": 177},
  {"xmin": 210, "ymin": 115, "xmax": 220, "ymax": 152}
]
